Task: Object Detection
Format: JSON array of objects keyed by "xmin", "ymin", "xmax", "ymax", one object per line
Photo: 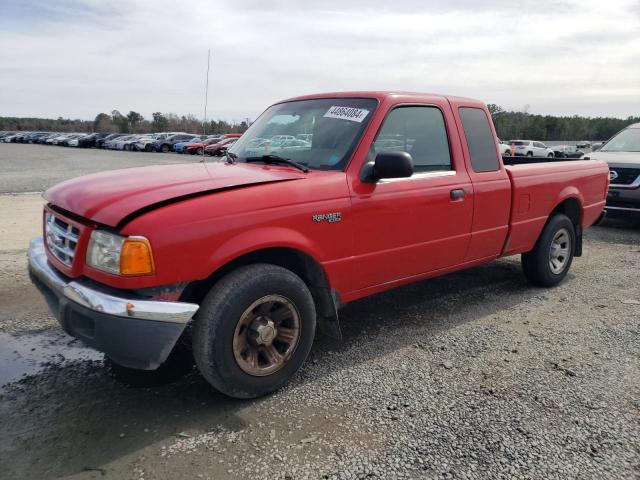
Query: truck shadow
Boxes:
[{"xmin": 0, "ymin": 258, "xmax": 554, "ymax": 478}]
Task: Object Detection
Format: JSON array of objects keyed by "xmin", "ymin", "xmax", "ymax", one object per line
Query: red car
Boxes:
[
  {"xmin": 184, "ymin": 137, "xmax": 222, "ymax": 155},
  {"xmin": 204, "ymin": 137, "xmax": 238, "ymax": 156},
  {"xmin": 29, "ymin": 91, "xmax": 608, "ymax": 398}
]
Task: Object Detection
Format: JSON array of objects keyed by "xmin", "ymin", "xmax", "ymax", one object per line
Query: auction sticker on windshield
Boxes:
[{"xmin": 323, "ymin": 106, "xmax": 370, "ymax": 123}]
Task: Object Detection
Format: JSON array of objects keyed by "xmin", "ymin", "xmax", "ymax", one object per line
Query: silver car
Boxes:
[{"xmin": 588, "ymin": 123, "xmax": 640, "ymax": 219}]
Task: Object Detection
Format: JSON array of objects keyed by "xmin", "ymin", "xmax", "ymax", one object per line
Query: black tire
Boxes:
[
  {"xmin": 196, "ymin": 147, "xmax": 203, "ymax": 155},
  {"xmin": 145, "ymin": 144, "xmax": 152, "ymax": 152},
  {"xmin": 504, "ymin": 150, "xmax": 511, "ymax": 157},
  {"xmin": 124, "ymin": 144, "xmax": 130, "ymax": 151},
  {"xmin": 193, "ymin": 264, "xmax": 316, "ymax": 399},
  {"xmin": 161, "ymin": 144, "xmax": 170, "ymax": 153},
  {"xmin": 526, "ymin": 151, "xmax": 533, "ymax": 157},
  {"xmin": 522, "ymin": 213, "xmax": 575, "ymax": 287},
  {"xmin": 107, "ymin": 338, "xmax": 194, "ymax": 387},
  {"xmin": 548, "ymin": 153, "xmax": 554, "ymax": 158}
]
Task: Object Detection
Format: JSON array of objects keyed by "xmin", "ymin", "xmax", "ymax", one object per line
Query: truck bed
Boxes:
[{"xmin": 502, "ymin": 159, "xmax": 609, "ymax": 256}]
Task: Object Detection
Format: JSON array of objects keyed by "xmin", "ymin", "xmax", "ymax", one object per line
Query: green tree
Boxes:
[
  {"xmin": 126, "ymin": 111, "xmax": 144, "ymax": 133},
  {"xmin": 152, "ymin": 112, "xmax": 169, "ymax": 132}
]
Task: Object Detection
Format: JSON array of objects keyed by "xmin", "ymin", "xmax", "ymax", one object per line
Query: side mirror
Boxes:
[{"xmin": 361, "ymin": 151, "xmax": 414, "ymax": 182}]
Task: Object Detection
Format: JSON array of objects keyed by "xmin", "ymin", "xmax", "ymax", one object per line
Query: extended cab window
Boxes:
[
  {"xmin": 459, "ymin": 107, "xmax": 500, "ymax": 172},
  {"xmin": 373, "ymin": 106, "xmax": 452, "ymax": 173}
]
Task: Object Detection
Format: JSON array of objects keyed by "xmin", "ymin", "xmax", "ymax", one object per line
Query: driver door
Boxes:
[{"xmin": 347, "ymin": 101, "xmax": 474, "ymax": 292}]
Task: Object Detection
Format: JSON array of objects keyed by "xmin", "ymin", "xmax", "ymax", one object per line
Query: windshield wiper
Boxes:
[
  {"xmin": 245, "ymin": 154, "xmax": 309, "ymax": 173},
  {"xmin": 225, "ymin": 151, "xmax": 238, "ymax": 164}
]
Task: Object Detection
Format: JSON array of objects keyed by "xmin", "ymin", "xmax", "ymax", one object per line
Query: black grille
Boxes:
[{"xmin": 610, "ymin": 167, "xmax": 640, "ymax": 186}]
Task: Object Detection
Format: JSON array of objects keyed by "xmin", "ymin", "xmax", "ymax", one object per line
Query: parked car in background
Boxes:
[
  {"xmin": 153, "ymin": 134, "xmax": 196, "ymax": 153},
  {"xmin": 587, "ymin": 123, "xmax": 640, "ymax": 219},
  {"xmin": 2, "ymin": 132, "xmax": 20, "ymax": 142},
  {"xmin": 0, "ymin": 131, "xmax": 17, "ymax": 142},
  {"xmin": 576, "ymin": 141, "xmax": 591, "ymax": 149},
  {"xmin": 97, "ymin": 133, "xmax": 126, "ymax": 149},
  {"xmin": 174, "ymin": 137, "xmax": 202, "ymax": 153},
  {"xmin": 508, "ymin": 140, "xmax": 554, "ymax": 157},
  {"xmin": 104, "ymin": 134, "xmax": 136, "ymax": 150},
  {"xmin": 78, "ymin": 133, "xmax": 109, "ymax": 148},
  {"xmin": 65, "ymin": 134, "xmax": 89, "ymax": 147},
  {"xmin": 115, "ymin": 135, "xmax": 151, "ymax": 151},
  {"xmin": 204, "ymin": 137, "xmax": 238, "ymax": 156},
  {"xmin": 132, "ymin": 136, "xmax": 160, "ymax": 152},
  {"xmin": 552, "ymin": 145, "xmax": 585, "ymax": 158},
  {"xmin": 184, "ymin": 137, "xmax": 220, "ymax": 155},
  {"xmin": 497, "ymin": 139, "xmax": 511, "ymax": 157}
]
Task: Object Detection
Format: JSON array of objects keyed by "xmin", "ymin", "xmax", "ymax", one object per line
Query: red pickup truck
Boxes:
[{"xmin": 29, "ymin": 91, "xmax": 608, "ymax": 398}]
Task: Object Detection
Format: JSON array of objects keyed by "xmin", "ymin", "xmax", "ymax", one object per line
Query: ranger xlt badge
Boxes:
[{"xmin": 312, "ymin": 212, "xmax": 342, "ymax": 223}]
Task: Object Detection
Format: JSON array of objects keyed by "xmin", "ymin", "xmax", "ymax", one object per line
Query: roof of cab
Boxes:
[{"xmin": 278, "ymin": 91, "xmax": 483, "ymax": 105}]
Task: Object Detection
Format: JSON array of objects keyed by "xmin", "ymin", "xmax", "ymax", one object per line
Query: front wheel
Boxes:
[
  {"xmin": 548, "ymin": 153, "xmax": 554, "ymax": 158},
  {"xmin": 526, "ymin": 151, "xmax": 534, "ymax": 157},
  {"xmin": 522, "ymin": 213, "xmax": 575, "ymax": 287},
  {"xmin": 193, "ymin": 264, "xmax": 316, "ymax": 399},
  {"xmin": 161, "ymin": 144, "xmax": 170, "ymax": 153}
]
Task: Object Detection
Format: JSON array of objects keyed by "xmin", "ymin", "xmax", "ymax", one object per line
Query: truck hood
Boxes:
[
  {"xmin": 44, "ymin": 162, "xmax": 304, "ymax": 227},
  {"xmin": 587, "ymin": 151, "xmax": 640, "ymax": 165}
]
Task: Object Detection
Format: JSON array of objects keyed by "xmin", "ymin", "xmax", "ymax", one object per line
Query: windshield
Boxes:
[
  {"xmin": 601, "ymin": 127, "xmax": 640, "ymax": 152},
  {"xmin": 229, "ymin": 97, "xmax": 378, "ymax": 170}
]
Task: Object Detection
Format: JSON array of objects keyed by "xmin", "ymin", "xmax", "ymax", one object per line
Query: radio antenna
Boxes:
[{"xmin": 202, "ymin": 49, "xmax": 211, "ymax": 158}]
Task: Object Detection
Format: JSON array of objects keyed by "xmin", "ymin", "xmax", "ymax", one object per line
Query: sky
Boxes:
[{"xmin": 1, "ymin": 0, "xmax": 639, "ymax": 121}]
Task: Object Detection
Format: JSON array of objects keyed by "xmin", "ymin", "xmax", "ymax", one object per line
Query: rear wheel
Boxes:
[
  {"xmin": 161, "ymin": 144, "xmax": 170, "ymax": 153},
  {"xmin": 522, "ymin": 213, "xmax": 575, "ymax": 287},
  {"xmin": 193, "ymin": 264, "xmax": 316, "ymax": 399},
  {"xmin": 548, "ymin": 152, "xmax": 554, "ymax": 158},
  {"xmin": 196, "ymin": 147, "xmax": 204, "ymax": 155},
  {"xmin": 526, "ymin": 151, "xmax": 533, "ymax": 157}
]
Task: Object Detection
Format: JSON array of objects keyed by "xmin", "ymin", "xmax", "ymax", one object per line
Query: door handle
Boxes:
[{"xmin": 450, "ymin": 189, "xmax": 465, "ymax": 201}]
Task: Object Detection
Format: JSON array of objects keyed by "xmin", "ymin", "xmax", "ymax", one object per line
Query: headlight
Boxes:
[{"xmin": 86, "ymin": 230, "xmax": 155, "ymax": 276}]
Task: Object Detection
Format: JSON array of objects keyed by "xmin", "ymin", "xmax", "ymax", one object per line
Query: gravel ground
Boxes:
[{"xmin": 0, "ymin": 144, "xmax": 638, "ymax": 479}]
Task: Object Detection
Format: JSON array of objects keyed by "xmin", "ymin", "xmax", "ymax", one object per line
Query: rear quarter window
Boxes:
[{"xmin": 459, "ymin": 107, "xmax": 500, "ymax": 172}]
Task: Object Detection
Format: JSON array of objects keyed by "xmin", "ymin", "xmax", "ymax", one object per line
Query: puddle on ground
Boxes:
[{"xmin": 0, "ymin": 329, "xmax": 103, "ymax": 388}]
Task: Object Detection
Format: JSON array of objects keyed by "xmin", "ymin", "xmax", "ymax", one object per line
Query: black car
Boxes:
[
  {"xmin": 552, "ymin": 145, "xmax": 585, "ymax": 158},
  {"xmin": 153, "ymin": 134, "xmax": 196, "ymax": 153},
  {"xmin": 78, "ymin": 133, "xmax": 110, "ymax": 148},
  {"xmin": 97, "ymin": 133, "xmax": 126, "ymax": 149}
]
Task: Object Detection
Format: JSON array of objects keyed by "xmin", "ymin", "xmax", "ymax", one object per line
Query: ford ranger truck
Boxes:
[
  {"xmin": 587, "ymin": 122, "xmax": 640, "ymax": 219},
  {"xmin": 28, "ymin": 92, "xmax": 609, "ymax": 398}
]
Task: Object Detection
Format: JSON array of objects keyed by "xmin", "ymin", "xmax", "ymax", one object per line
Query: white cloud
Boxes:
[{"xmin": 0, "ymin": 0, "xmax": 639, "ymax": 120}]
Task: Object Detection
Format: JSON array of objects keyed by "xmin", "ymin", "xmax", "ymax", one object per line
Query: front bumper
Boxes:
[
  {"xmin": 606, "ymin": 185, "xmax": 640, "ymax": 219},
  {"xmin": 28, "ymin": 237, "xmax": 199, "ymax": 370}
]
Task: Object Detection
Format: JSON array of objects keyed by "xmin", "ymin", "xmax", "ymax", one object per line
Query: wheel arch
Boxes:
[
  {"xmin": 549, "ymin": 195, "xmax": 583, "ymax": 256},
  {"xmin": 181, "ymin": 246, "xmax": 342, "ymax": 339}
]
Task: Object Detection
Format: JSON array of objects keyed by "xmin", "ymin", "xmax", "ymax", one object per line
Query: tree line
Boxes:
[
  {"xmin": 0, "ymin": 110, "xmax": 250, "ymax": 135},
  {"xmin": 488, "ymin": 105, "xmax": 639, "ymax": 141},
  {"xmin": 2, "ymin": 106, "xmax": 639, "ymax": 141}
]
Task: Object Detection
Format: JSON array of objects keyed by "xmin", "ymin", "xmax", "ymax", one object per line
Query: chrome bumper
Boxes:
[{"xmin": 28, "ymin": 236, "xmax": 199, "ymax": 324}]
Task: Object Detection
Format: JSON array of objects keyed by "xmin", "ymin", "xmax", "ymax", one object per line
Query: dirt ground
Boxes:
[{"xmin": 0, "ymin": 144, "xmax": 638, "ymax": 479}]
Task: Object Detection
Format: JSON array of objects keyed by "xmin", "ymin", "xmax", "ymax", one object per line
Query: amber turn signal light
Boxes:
[{"xmin": 120, "ymin": 237, "xmax": 155, "ymax": 276}]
